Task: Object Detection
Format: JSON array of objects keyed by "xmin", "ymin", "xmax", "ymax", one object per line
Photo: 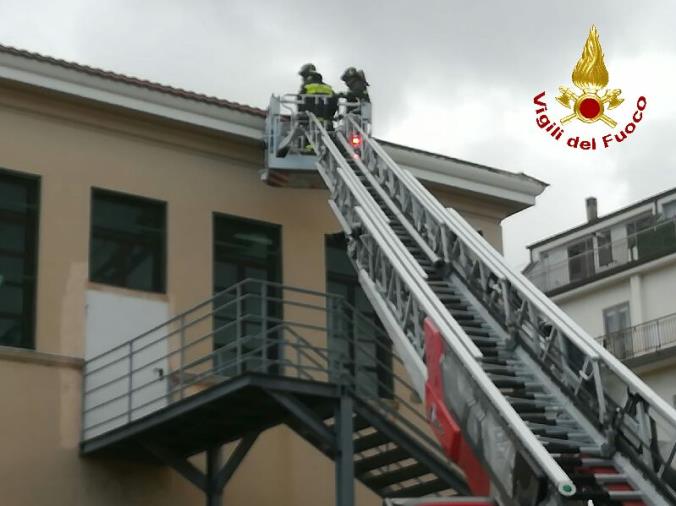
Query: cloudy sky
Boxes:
[{"xmin": 2, "ymin": 0, "xmax": 675, "ymax": 268}]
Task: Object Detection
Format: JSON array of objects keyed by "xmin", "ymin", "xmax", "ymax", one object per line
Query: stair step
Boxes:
[
  {"xmin": 354, "ymin": 432, "xmax": 390, "ymax": 452},
  {"xmin": 362, "ymin": 463, "xmax": 430, "ymax": 490},
  {"xmin": 385, "ymin": 478, "xmax": 452, "ymax": 498},
  {"xmin": 569, "ymin": 472, "xmax": 630, "ymax": 486},
  {"xmin": 465, "ymin": 329, "xmax": 491, "ymax": 338},
  {"xmin": 355, "ymin": 448, "xmax": 410, "ymax": 474},
  {"xmin": 555, "ymin": 456, "xmax": 615, "ymax": 468},
  {"xmin": 491, "ymin": 378, "xmax": 526, "ymax": 389},
  {"xmin": 571, "ymin": 490, "xmax": 644, "ymax": 502}
]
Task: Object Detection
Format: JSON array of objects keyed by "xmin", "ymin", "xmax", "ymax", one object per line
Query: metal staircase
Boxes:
[
  {"xmin": 266, "ymin": 94, "xmax": 676, "ymax": 505},
  {"xmin": 289, "ymin": 393, "xmax": 467, "ymax": 499},
  {"xmin": 80, "ymin": 279, "xmax": 469, "ymax": 504}
]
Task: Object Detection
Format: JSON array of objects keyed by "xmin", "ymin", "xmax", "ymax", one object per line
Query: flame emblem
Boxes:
[{"xmin": 556, "ymin": 26, "xmax": 623, "ymax": 127}]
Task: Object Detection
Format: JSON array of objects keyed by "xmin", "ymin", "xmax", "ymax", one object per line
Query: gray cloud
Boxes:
[{"xmin": 1, "ymin": 0, "xmax": 674, "ymax": 267}]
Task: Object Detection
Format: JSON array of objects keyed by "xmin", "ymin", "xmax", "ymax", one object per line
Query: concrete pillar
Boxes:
[{"xmin": 629, "ymin": 274, "xmax": 644, "ymax": 324}]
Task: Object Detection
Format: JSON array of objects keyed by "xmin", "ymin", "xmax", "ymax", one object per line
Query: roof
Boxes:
[
  {"xmin": 378, "ymin": 139, "xmax": 547, "ymax": 191},
  {"xmin": 527, "ymin": 186, "xmax": 676, "ymax": 250},
  {"xmin": 0, "ymin": 43, "xmax": 546, "ymax": 205},
  {"xmin": 0, "ymin": 43, "xmax": 266, "ymax": 118}
]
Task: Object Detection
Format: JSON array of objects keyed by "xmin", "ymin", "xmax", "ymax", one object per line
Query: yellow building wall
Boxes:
[{"xmin": 0, "ymin": 83, "xmax": 507, "ymax": 506}]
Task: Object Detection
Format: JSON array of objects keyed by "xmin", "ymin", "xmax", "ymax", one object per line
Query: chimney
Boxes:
[{"xmin": 586, "ymin": 197, "xmax": 598, "ymax": 222}]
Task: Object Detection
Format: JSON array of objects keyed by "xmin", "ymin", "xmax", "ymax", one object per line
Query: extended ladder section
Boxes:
[{"xmin": 270, "ymin": 98, "xmax": 676, "ymax": 505}]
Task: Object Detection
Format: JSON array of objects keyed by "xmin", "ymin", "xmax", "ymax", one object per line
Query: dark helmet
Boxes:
[
  {"xmin": 299, "ymin": 63, "xmax": 316, "ymax": 77},
  {"xmin": 357, "ymin": 69, "xmax": 369, "ymax": 86},
  {"xmin": 341, "ymin": 66, "xmax": 358, "ymax": 82},
  {"xmin": 308, "ymin": 71, "xmax": 323, "ymax": 83}
]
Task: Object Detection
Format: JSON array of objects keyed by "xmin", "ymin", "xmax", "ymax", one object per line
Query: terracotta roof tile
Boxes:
[{"xmin": 0, "ymin": 43, "xmax": 266, "ymax": 118}]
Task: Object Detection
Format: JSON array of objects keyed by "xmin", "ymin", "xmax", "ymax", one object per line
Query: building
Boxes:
[
  {"xmin": 0, "ymin": 44, "xmax": 547, "ymax": 505},
  {"xmin": 524, "ymin": 191, "xmax": 676, "ymax": 407}
]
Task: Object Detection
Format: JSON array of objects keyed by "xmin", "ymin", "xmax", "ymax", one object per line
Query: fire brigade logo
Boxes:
[
  {"xmin": 556, "ymin": 26, "xmax": 623, "ymax": 127},
  {"xmin": 532, "ymin": 25, "xmax": 646, "ymax": 150}
]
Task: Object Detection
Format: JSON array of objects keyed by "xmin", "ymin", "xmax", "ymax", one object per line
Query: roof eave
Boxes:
[
  {"xmin": 0, "ymin": 49, "xmax": 265, "ymax": 142},
  {"xmin": 382, "ymin": 142, "xmax": 548, "ymax": 208},
  {"xmin": 0, "ymin": 45, "xmax": 548, "ymax": 208}
]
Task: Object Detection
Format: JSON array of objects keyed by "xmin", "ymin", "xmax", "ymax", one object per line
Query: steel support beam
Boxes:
[
  {"xmin": 143, "ymin": 441, "xmax": 206, "ymax": 492},
  {"xmin": 142, "ymin": 434, "xmax": 259, "ymax": 506},
  {"xmin": 335, "ymin": 395, "xmax": 355, "ymax": 506},
  {"xmin": 215, "ymin": 432, "xmax": 260, "ymax": 491},
  {"xmin": 206, "ymin": 447, "xmax": 223, "ymax": 506},
  {"xmin": 268, "ymin": 390, "xmax": 335, "ymax": 449}
]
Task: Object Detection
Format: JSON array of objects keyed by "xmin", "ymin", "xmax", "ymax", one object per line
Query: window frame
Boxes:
[
  {"xmin": 211, "ymin": 212, "xmax": 283, "ymax": 372},
  {"xmin": 603, "ymin": 301, "xmax": 631, "ymax": 335},
  {"xmin": 567, "ymin": 236, "xmax": 595, "ymax": 282},
  {"xmin": 325, "ymin": 233, "xmax": 393, "ymax": 399},
  {"xmin": 89, "ymin": 187, "xmax": 167, "ymax": 293},
  {"xmin": 597, "ymin": 229, "xmax": 613, "ymax": 267},
  {"xmin": 602, "ymin": 301, "xmax": 632, "ymax": 359},
  {"xmin": 0, "ymin": 168, "xmax": 40, "ymax": 350}
]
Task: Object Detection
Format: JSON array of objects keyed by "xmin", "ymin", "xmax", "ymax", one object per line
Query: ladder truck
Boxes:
[{"xmin": 264, "ymin": 93, "xmax": 676, "ymax": 506}]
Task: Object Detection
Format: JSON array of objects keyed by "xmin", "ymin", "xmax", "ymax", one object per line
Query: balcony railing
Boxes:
[
  {"xmin": 525, "ymin": 217, "xmax": 676, "ymax": 293},
  {"xmin": 598, "ymin": 312, "xmax": 676, "ymax": 361},
  {"xmin": 80, "ymin": 278, "xmax": 447, "ymax": 481}
]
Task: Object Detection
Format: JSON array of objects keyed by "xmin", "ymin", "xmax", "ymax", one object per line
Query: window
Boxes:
[
  {"xmin": 603, "ymin": 302, "xmax": 631, "ymax": 359},
  {"xmin": 626, "ymin": 214, "xmax": 654, "ymax": 261},
  {"xmin": 326, "ymin": 233, "xmax": 393, "ymax": 399},
  {"xmin": 663, "ymin": 200, "xmax": 676, "ymax": 220},
  {"xmin": 0, "ymin": 170, "xmax": 39, "ymax": 349},
  {"xmin": 597, "ymin": 230, "xmax": 613, "ymax": 267},
  {"xmin": 212, "ymin": 214, "xmax": 281, "ymax": 373},
  {"xmin": 567, "ymin": 237, "xmax": 595, "ymax": 282},
  {"xmin": 90, "ymin": 189, "xmax": 166, "ymax": 292}
]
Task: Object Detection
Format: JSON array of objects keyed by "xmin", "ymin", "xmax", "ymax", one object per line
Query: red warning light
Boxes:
[{"xmin": 349, "ymin": 133, "xmax": 362, "ymax": 148}]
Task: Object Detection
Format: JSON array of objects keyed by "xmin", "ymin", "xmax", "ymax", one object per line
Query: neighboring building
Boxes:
[
  {"xmin": 0, "ymin": 45, "xmax": 546, "ymax": 506},
  {"xmin": 524, "ymin": 191, "xmax": 676, "ymax": 407}
]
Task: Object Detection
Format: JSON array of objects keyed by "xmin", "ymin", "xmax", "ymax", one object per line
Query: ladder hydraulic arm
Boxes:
[{"xmin": 268, "ymin": 95, "xmax": 676, "ymax": 505}]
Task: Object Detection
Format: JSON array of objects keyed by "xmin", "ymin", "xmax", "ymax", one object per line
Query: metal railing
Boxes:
[
  {"xmin": 599, "ymin": 311, "xmax": 676, "ymax": 361},
  {"xmin": 525, "ymin": 217, "xmax": 676, "ymax": 293},
  {"xmin": 296, "ymin": 110, "xmax": 581, "ymax": 497},
  {"xmin": 333, "ymin": 114, "xmax": 676, "ymax": 498},
  {"xmin": 80, "ymin": 279, "xmax": 448, "ymax": 481},
  {"xmin": 265, "ymin": 93, "xmax": 371, "ymax": 163}
]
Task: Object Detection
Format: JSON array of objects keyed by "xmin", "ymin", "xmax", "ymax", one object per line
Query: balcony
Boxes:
[
  {"xmin": 525, "ymin": 216, "xmax": 676, "ymax": 294},
  {"xmin": 598, "ymin": 312, "xmax": 676, "ymax": 362},
  {"xmin": 80, "ymin": 279, "xmax": 467, "ymax": 503}
]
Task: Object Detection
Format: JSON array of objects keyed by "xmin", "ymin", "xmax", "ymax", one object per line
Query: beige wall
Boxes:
[{"xmin": 0, "ymin": 82, "xmax": 509, "ymax": 505}]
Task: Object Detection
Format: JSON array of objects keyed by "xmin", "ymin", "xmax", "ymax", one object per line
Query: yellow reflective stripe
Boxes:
[{"xmin": 304, "ymin": 83, "xmax": 333, "ymax": 95}]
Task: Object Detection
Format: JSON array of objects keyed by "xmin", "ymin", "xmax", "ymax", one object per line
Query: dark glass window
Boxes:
[
  {"xmin": 213, "ymin": 214, "xmax": 281, "ymax": 374},
  {"xmin": 326, "ymin": 233, "xmax": 393, "ymax": 398},
  {"xmin": 90, "ymin": 189, "xmax": 166, "ymax": 293},
  {"xmin": 0, "ymin": 170, "xmax": 39, "ymax": 349},
  {"xmin": 597, "ymin": 230, "xmax": 613, "ymax": 267},
  {"xmin": 567, "ymin": 237, "xmax": 595, "ymax": 282},
  {"xmin": 603, "ymin": 302, "xmax": 632, "ymax": 359}
]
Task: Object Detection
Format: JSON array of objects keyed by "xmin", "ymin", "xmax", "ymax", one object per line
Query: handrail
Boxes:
[
  {"xmin": 301, "ymin": 113, "xmax": 579, "ymax": 496},
  {"xmin": 346, "ymin": 114, "xmax": 601, "ymax": 362},
  {"xmin": 341, "ymin": 114, "xmax": 676, "ymax": 493},
  {"xmin": 81, "ymin": 277, "xmax": 445, "ymax": 479},
  {"xmin": 525, "ymin": 216, "xmax": 676, "ymax": 290},
  {"xmin": 598, "ymin": 311, "xmax": 676, "ymax": 359}
]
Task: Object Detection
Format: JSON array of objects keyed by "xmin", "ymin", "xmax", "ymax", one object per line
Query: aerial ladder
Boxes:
[{"xmin": 265, "ymin": 94, "xmax": 676, "ymax": 506}]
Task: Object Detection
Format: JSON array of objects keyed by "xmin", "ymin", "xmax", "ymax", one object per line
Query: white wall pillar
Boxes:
[{"xmin": 629, "ymin": 274, "xmax": 644, "ymax": 325}]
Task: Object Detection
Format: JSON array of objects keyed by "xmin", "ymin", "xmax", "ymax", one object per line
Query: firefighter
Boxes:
[
  {"xmin": 300, "ymin": 71, "xmax": 336, "ymax": 122},
  {"xmin": 297, "ymin": 63, "xmax": 316, "ymax": 114},
  {"xmin": 341, "ymin": 67, "xmax": 370, "ymax": 113},
  {"xmin": 298, "ymin": 63, "xmax": 316, "ymax": 94},
  {"xmin": 298, "ymin": 71, "xmax": 337, "ymax": 152}
]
